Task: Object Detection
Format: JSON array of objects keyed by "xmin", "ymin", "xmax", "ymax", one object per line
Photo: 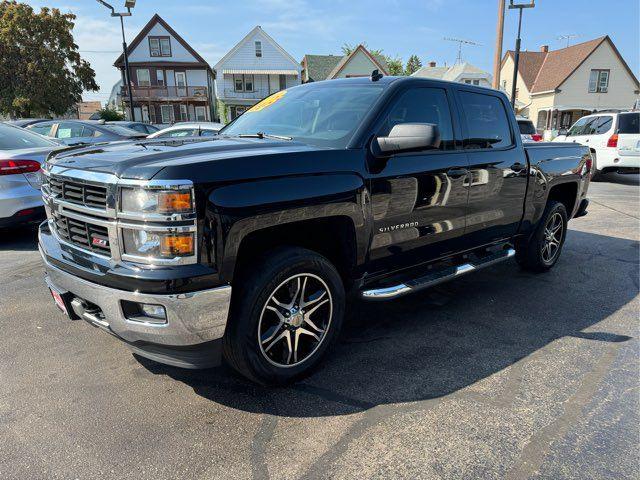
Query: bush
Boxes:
[{"xmin": 96, "ymin": 106, "xmax": 124, "ymax": 121}]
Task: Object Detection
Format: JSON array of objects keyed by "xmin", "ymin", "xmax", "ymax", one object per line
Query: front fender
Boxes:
[{"xmin": 208, "ymin": 173, "xmax": 368, "ymax": 281}]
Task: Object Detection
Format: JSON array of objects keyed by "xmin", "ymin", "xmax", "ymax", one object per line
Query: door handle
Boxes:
[{"xmin": 447, "ymin": 168, "xmax": 468, "ymax": 179}]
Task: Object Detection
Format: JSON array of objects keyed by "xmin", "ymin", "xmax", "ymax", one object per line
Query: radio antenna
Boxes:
[{"xmin": 444, "ymin": 37, "xmax": 482, "ymax": 64}]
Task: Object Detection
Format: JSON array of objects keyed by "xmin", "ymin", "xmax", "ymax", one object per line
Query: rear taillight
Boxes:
[
  {"xmin": 607, "ymin": 134, "xmax": 618, "ymax": 148},
  {"xmin": 531, "ymin": 134, "xmax": 543, "ymax": 142},
  {"xmin": 585, "ymin": 157, "xmax": 593, "ymax": 173},
  {"xmin": 0, "ymin": 159, "xmax": 41, "ymax": 176}
]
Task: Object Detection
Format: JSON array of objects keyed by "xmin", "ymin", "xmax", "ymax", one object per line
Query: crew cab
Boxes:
[{"xmin": 39, "ymin": 76, "xmax": 591, "ymax": 385}]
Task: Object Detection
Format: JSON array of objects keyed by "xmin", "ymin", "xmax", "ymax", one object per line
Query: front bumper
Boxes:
[{"xmin": 41, "ymin": 248, "xmax": 232, "ymax": 368}]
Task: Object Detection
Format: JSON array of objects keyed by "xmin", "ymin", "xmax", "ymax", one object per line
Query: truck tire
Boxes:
[
  {"xmin": 516, "ymin": 200, "xmax": 568, "ymax": 273},
  {"xmin": 223, "ymin": 247, "xmax": 345, "ymax": 385}
]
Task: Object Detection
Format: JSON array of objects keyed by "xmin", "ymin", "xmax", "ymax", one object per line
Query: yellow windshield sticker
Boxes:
[{"xmin": 247, "ymin": 90, "xmax": 287, "ymax": 113}]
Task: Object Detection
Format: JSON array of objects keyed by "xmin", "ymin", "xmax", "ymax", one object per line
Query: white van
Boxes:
[{"xmin": 554, "ymin": 111, "xmax": 639, "ymax": 177}]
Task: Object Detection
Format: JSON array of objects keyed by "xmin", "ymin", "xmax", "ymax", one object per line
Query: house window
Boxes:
[
  {"xmin": 179, "ymin": 104, "xmax": 188, "ymax": 122},
  {"xmin": 279, "ymin": 74, "xmax": 286, "ymax": 90},
  {"xmin": 589, "ymin": 69, "xmax": 609, "ymax": 93},
  {"xmin": 255, "ymin": 41, "xmax": 262, "ymax": 57},
  {"xmin": 157, "ymin": 70, "xmax": 165, "ymax": 86},
  {"xmin": 160, "ymin": 105, "xmax": 174, "ymax": 124},
  {"xmin": 149, "ymin": 36, "xmax": 171, "ymax": 57},
  {"xmin": 464, "ymin": 79, "xmax": 472, "ymax": 84},
  {"xmin": 233, "ymin": 74, "xmax": 254, "ymax": 92},
  {"xmin": 195, "ymin": 106, "xmax": 207, "ymax": 122},
  {"xmin": 473, "ymin": 79, "xmax": 480, "ymax": 86},
  {"xmin": 137, "ymin": 69, "xmax": 150, "ymax": 87}
]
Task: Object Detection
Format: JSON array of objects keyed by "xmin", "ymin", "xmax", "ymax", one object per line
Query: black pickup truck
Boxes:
[{"xmin": 39, "ymin": 76, "xmax": 591, "ymax": 385}]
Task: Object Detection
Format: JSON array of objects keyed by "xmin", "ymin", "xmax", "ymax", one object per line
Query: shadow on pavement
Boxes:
[
  {"xmin": 134, "ymin": 229, "xmax": 639, "ymax": 417},
  {"xmin": 595, "ymin": 173, "xmax": 639, "ymax": 186},
  {"xmin": 0, "ymin": 225, "xmax": 39, "ymax": 251}
]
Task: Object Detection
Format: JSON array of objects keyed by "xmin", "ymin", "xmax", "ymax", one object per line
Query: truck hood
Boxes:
[{"xmin": 46, "ymin": 137, "xmax": 324, "ymax": 180}]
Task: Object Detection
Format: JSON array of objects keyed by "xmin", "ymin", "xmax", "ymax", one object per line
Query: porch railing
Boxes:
[{"xmin": 122, "ymin": 85, "xmax": 210, "ymax": 100}]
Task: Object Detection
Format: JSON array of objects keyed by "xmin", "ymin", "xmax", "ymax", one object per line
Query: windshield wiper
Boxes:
[{"xmin": 237, "ymin": 132, "xmax": 292, "ymax": 141}]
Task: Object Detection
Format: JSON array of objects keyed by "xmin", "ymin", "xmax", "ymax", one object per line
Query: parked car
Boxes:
[
  {"xmin": 0, "ymin": 123, "xmax": 61, "ymax": 228},
  {"xmin": 39, "ymin": 77, "xmax": 591, "ymax": 385},
  {"xmin": 147, "ymin": 122, "xmax": 224, "ymax": 139},
  {"xmin": 25, "ymin": 120, "xmax": 147, "ymax": 146},
  {"xmin": 107, "ymin": 121, "xmax": 160, "ymax": 135},
  {"xmin": 4, "ymin": 118, "xmax": 50, "ymax": 128},
  {"xmin": 516, "ymin": 117, "xmax": 542, "ymax": 142},
  {"xmin": 554, "ymin": 111, "xmax": 640, "ymax": 177}
]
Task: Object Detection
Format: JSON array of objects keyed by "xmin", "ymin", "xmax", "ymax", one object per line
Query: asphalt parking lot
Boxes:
[{"xmin": 0, "ymin": 174, "xmax": 638, "ymax": 480}]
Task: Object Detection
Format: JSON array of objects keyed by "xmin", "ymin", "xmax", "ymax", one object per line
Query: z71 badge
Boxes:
[{"xmin": 378, "ymin": 222, "xmax": 419, "ymax": 233}]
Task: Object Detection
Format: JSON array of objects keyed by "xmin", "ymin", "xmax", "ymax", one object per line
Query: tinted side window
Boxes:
[
  {"xmin": 567, "ymin": 116, "xmax": 597, "ymax": 136},
  {"xmin": 617, "ymin": 113, "xmax": 640, "ymax": 134},
  {"xmin": 28, "ymin": 123, "xmax": 54, "ymax": 136},
  {"xmin": 381, "ymin": 87, "xmax": 454, "ymax": 150},
  {"xmin": 594, "ymin": 116, "xmax": 613, "ymax": 134},
  {"xmin": 459, "ymin": 91, "xmax": 513, "ymax": 149}
]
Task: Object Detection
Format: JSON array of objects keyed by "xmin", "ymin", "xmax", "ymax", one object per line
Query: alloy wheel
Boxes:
[
  {"xmin": 541, "ymin": 212, "xmax": 563, "ymax": 263},
  {"xmin": 258, "ymin": 273, "xmax": 333, "ymax": 368}
]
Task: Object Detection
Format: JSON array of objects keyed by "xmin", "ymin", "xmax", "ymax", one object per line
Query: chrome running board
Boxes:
[{"xmin": 361, "ymin": 248, "xmax": 516, "ymax": 301}]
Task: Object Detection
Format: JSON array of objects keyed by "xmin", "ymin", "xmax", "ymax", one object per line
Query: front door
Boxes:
[
  {"xmin": 367, "ymin": 85, "xmax": 469, "ymax": 275},
  {"xmin": 175, "ymin": 72, "xmax": 187, "ymax": 97},
  {"xmin": 456, "ymin": 89, "xmax": 528, "ymax": 246}
]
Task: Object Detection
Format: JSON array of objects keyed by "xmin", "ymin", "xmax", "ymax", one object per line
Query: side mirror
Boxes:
[
  {"xmin": 558, "ymin": 128, "xmax": 568, "ymax": 136},
  {"xmin": 374, "ymin": 123, "xmax": 441, "ymax": 156}
]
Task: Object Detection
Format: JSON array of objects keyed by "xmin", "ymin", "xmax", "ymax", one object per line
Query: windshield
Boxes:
[
  {"xmin": 517, "ymin": 120, "xmax": 536, "ymax": 135},
  {"xmin": 100, "ymin": 124, "xmax": 145, "ymax": 137},
  {"xmin": 221, "ymin": 84, "xmax": 386, "ymax": 148},
  {"xmin": 617, "ymin": 113, "xmax": 640, "ymax": 134},
  {"xmin": 0, "ymin": 123, "xmax": 56, "ymax": 150}
]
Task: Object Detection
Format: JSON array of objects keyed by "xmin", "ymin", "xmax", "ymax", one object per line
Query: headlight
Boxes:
[
  {"xmin": 120, "ymin": 187, "xmax": 193, "ymax": 215},
  {"xmin": 122, "ymin": 229, "xmax": 195, "ymax": 258}
]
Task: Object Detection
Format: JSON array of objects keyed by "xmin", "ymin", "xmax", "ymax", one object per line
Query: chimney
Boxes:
[
  {"xmin": 540, "ymin": 45, "xmax": 549, "ymax": 53},
  {"xmin": 428, "ymin": 61, "xmax": 436, "ymax": 67}
]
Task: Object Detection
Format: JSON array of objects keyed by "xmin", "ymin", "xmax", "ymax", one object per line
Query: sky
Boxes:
[{"xmin": 24, "ymin": 0, "xmax": 640, "ymax": 103}]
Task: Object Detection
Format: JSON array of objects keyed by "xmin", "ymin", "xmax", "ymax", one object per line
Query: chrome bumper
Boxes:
[{"xmin": 41, "ymin": 251, "xmax": 232, "ymax": 347}]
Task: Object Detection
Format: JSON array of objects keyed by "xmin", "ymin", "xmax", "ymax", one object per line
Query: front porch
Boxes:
[
  {"xmin": 536, "ymin": 108, "xmax": 595, "ymax": 139},
  {"xmin": 125, "ymin": 100, "xmax": 213, "ymax": 125}
]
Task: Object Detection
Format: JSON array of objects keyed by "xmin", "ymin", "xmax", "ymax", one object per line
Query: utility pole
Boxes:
[
  {"xmin": 492, "ymin": 0, "xmax": 506, "ymax": 89},
  {"xmin": 508, "ymin": 1, "xmax": 535, "ymax": 108},
  {"xmin": 97, "ymin": 0, "xmax": 136, "ymax": 121}
]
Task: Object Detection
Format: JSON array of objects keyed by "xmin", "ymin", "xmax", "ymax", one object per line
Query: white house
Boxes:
[
  {"xmin": 412, "ymin": 61, "xmax": 492, "ymax": 87},
  {"xmin": 214, "ymin": 26, "xmax": 301, "ymax": 123}
]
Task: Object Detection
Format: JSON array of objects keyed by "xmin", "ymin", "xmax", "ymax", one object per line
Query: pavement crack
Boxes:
[
  {"xmin": 504, "ymin": 343, "xmax": 620, "ymax": 480},
  {"xmin": 251, "ymin": 392, "xmax": 278, "ymax": 480},
  {"xmin": 588, "ymin": 199, "xmax": 639, "ymax": 220}
]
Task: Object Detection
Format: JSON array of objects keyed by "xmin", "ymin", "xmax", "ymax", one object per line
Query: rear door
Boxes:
[
  {"xmin": 456, "ymin": 89, "xmax": 528, "ymax": 246},
  {"xmin": 367, "ymin": 84, "xmax": 469, "ymax": 274},
  {"xmin": 616, "ymin": 112, "xmax": 640, "ymax": 157}
]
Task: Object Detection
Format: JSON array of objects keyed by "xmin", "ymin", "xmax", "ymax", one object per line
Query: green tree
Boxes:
[
  {"xmin": 405, "ymin": 54, "xmax": 422, "ymax": 75},
  {"xmin": 386, "ymin": 56, "xmax": 404, "ymax": 76},
  {"xmin": 96, "ymin": 106, "xmax": 124, "ymax": 121},
  {"xmin": 0, "ymin": 1, "xmax": 98, "ymax": 118}
]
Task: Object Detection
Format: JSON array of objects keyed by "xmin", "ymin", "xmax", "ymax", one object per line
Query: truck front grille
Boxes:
[
  {"xmin": 52, "ymin": 211, "xmax": 111, "ymax": 255},
  {"xmin": 49, "ymin": 176, "xmax": 108, "ymax": 209}
]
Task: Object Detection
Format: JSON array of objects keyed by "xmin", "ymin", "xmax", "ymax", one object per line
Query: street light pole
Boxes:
[
  {"xmin": 492, "ymin": 0, "xmax": 506, "ymax": 89},
  {"xmin": 96, "ymin": 0, "xmax": 136, "ymax": 120},
  {"xmin": 508, "ymin": 1, "xmax": 535, "ymax": 109}
]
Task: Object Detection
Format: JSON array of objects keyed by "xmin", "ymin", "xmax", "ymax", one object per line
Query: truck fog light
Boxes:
[
  {"xmin": 121, "ymin": 300, "xmax": 167, "ymax": 324},
  {"xmin": 140, "ymin": 304, "xmax": 167, "ymax": 320}
]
